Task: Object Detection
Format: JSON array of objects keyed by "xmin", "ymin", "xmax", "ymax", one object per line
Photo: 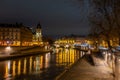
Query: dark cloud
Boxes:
[{"xmin": 0, "ymin": 0, "xmax": 90, "ymax": 36}]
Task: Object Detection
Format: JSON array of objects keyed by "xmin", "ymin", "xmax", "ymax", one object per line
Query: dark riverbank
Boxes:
[{"xmin": 0, "ymin": 46, "xmax": 51, "ymax": 61}]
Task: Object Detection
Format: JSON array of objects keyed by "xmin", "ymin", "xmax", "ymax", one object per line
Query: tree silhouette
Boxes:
[{"xmin": 87, "ymin": 0, "xmax": 120, "ymax": 50}]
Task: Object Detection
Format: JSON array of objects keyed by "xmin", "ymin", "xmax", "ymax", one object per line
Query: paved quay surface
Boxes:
[{"xmin": 57, "ymin": 54, "xmax": 114, "ymax": 80}]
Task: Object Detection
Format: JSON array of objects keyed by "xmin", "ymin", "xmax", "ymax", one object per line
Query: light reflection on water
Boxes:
[{"xmin": 0, "ymin": 48, "xmax": 85, "ymax": 80}]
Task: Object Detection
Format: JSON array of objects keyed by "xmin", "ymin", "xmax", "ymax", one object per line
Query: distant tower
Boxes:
[{"xmin": 36, "ymin": 23, "xmax": 42, "ymax": 42}]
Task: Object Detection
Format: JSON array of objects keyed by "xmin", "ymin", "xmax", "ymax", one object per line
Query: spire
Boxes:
[{"xmin": 37, "ymin": 23, "xmax": 42, "ymax": 29}]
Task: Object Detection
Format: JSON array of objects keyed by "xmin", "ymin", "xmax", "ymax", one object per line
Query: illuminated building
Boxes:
[
  {"xmin": 32, "ymin": 23, "xmax": 43, "ymax": 46},
  {"xmin": 55, "ymin": 37, "xmax": 75, "ymax": 46},
  {"xmin": 0, "ymin": 23, "xmax": 33, "ymax": 46},
  {"xmin": 87, "ymin": 37, "xmax": 119, "ymax": 48},
  {"xmin": 55, "ymin": 37, "xmax": 87, "ymax": 48}
]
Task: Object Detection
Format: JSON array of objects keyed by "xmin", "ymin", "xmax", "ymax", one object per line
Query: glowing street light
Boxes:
[
  {"xmin": 6, "ymin": 46, "xmax": 11, "ymax": 50},
  {"xmin": 5, "ymin": 46, "xmax": 12, "ymax": 55}
]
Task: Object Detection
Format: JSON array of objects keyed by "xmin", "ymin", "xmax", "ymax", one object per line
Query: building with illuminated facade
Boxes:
[
  {"xmin": 54, "ymin": 36, "xmax": 88, "ymax": 48},
  {"xmin": 55, "ymin": 37, "xmax": 75, "ymax": 46},
  {"xmin": 86, "ymin": 36, "xmax": 119, "ymax": 49},
  {"xmin": 32, "ymin": 23, "xmax": 43, "ymax": 46},
  {"xmin": 0, "ymin": 23, "xmax": 33, "ymax": 46}
]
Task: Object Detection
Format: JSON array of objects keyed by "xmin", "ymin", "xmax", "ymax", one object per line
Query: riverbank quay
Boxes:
[
  {"xmin": 0, "ymin": 46, "xmax": 38, "ymax": 54},
  {"xmin": 0, "ymin": 46, "xmax": 51, "ymax": 61},
  {"xmin": 56, "ymin": 54, "xmax": 113, "ymax": 80}
]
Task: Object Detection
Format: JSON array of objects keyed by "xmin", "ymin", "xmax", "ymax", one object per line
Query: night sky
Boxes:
[{"xmin": 0, "ymin": 0, "xmax": 90, "ymax": 36}]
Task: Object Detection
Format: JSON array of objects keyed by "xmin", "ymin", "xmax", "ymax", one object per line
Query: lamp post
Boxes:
[{"xmin": 6, "ymin": 40, "xmax": 10, "ymax": 46}]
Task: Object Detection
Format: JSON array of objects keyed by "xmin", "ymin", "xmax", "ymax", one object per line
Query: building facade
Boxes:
[
  {"xmin": 32, "ymin": 23, "xmax": 43, "ymax": 46},
  {"xmin": 0, "ymin": 23, "xmax": 33, "ymax": 46}
]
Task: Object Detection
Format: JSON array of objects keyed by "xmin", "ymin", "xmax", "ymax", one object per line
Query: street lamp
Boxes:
[{"xmin": 5, "ymin": 46, "xmax": 11, "ymax": 55}]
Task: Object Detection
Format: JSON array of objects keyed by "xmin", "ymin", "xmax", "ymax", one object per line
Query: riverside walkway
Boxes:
[{"xmin": 56, "ymin": 54, "xmax": 114, "ymax": 80}]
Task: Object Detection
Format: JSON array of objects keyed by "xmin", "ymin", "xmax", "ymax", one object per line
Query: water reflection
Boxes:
[
  {"xmin": 12, "ymin": 61, "xmax": 16, "ymax": 76},
  {"xmin": 0, "ymin": 48, "xmax": 85, "ymax": 80}
]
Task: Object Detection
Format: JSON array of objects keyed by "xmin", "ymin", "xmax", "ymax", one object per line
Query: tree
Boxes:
[
  {"xmin": 42, "ymin": 36, "xmax": 54, "ymax": 45},
  {"xmin": 88, "ymin": 0, "xmax": 120, "ymax": 51},
  {"xmin": 113, "ymin": 0, "xmax": 120, "ymax": 45}
]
